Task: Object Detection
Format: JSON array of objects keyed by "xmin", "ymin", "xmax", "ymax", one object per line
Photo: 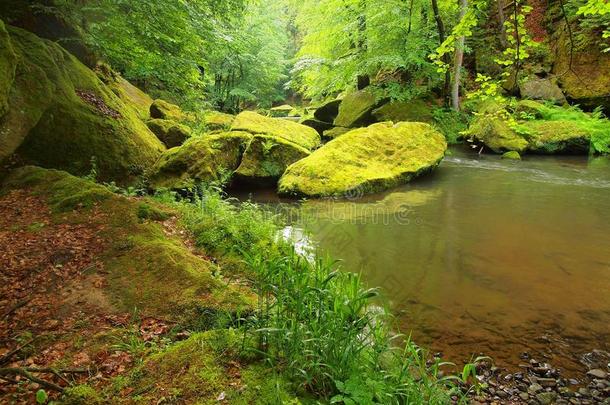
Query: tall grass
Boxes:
[{"xmin": 155, "ymin": 186, "xmax": 460, "ymax": 403}]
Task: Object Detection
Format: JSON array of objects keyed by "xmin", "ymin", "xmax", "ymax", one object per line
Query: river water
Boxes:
[{"xmin": 232, "ymin": 147, "xmax": 610, "ymax": 375}]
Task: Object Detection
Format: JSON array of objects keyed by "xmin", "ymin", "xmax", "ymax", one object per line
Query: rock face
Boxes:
[
  {"xmin": 314, "ymin": 99, "xmax": 342, "ymax": 123},
  {"xmin": 553, "ymin": 25, "xmax": 610, "ymax": 111},
  {"xmin": 519, "ymin": 77, "xmax": 567, "ymax": 104},
  {"xmin": 150, "ymin": 99, "xmax": 186, "ymax": 122},
  {"xmin": 231, "ymin": 111, "xmax": 321, "ymax": 150},
  {"xmin": 0, "ymin": 24, "xmax": 165, "ymax": 182},
  {"xmin": 278, "ymin": 122, "xmax": 447, "ymax": 197},
  {"xmin": 235, "ymin": 135, "xmax": 310, "ymax": 185},
  {"xmin": 147, "ymin": 119, "xmax": 191, "ymax": 148},
  {"xmin": 372, "ymin": 99, "xmax": 434, "ymax": 123},
  {"xmin": 148, "ymin": 132, "xmax": 252, "ymax": 189},
  {"xmin": 322, "ymin": 126, "xmax": 351, "ymax": 140},
  {"xmin": 525, "ymin": 120, "xmax": 591, "ymax": 154},
  {"xmin": 333, "ymin": 90, "xmax": 379, "ymax": 128}
]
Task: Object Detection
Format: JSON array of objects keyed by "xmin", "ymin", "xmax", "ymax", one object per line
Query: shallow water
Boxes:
[{"xmin": 232, "ymin": 148, "xmax": 610, "ymax": 375}]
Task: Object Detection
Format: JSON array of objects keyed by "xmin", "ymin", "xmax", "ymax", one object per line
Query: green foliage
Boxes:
[
  {"xmin": 572, "ymin": 0, "xmax": 610, "ymax": 52},
  {"xmin": 35, "ymin": 389, "xmax": 48, "ymax": 404}
]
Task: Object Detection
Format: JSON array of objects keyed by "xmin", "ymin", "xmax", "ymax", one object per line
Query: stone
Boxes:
[
  {"xmin": 235, "ymin": 134, "xmax": 310, "ymax": 185},
  {"xmin": 502, "ymin": 151, "xmax": 521, "ymax": 160},
  {"xmin": 464, "ymin": 116, "xmax": 529, "ymax": 153},
  {"xmin": 300, "ymin": 118, "xmax": 334, "ymax": 135},
  {"xmin": 147, "ymin": 119, "xmax": 191, "ymax": 148},
  {"xmin": 0, "ymin": 20, "xmax": 17, "ymax": 118},
  {"xmin": 519, "ymin": 77, "xmax": 567, "ymax": 104},
  {"xmin": 333, "ymin": 89, "xmax": 379, "ymax": 128},
  {"xmin": 269, "ymin": 104, "xmax": 297, "ymax": 118},
  {"xmin": 231, "ymin": 111, "xmax": 321, "ymax": 150},
  {"xmin": 587, "ymin": 369, "xmax": 608, "ymax": 379},
  {"xmin": 537, "ymin": 392, "xmax": 558, "ymax": 405},
  {"xmin": 150, "ymin": 99, "xmax": 186, "ymax": 121},
  {"xmin": 203, "ymin": 111, "xmax": 234, "ymax": 131},
  {"xmin": 278, "ymin": 122, "xmax": 447, "ymax": 198}
]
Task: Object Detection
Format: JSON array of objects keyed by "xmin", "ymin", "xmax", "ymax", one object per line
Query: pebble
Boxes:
[
  {"xmin": 518, "ymin": 392, "xmax": 529, "ymax": 400},
  {"xmin": 587, "ymin": 369, "xmax": 608, "ymax": 379},
  {"xmin": 537, "ymin": 377, "xmax": 557, "ymax": 387}
]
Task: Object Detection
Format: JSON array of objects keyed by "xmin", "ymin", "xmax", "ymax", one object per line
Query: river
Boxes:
[{"xmin": 231, "ymin": 147, "xmax": 610, "ymax": 376}]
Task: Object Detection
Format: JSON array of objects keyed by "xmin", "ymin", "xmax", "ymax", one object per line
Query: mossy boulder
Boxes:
[
  {"xmin": 502, "ymin": 151, "xmax": 521, "ymax": 160},
  {"xmin": 524, "ymin": 120, "xmax": 591, "ymax": 154},
  {"xmin": 513, "ymin": 99, "xmax": 548, "ymax": 119},
  {"xmin": 372, "ymin": 99, "xmax": 434, "ymax": 123},
  {"xmin": 322, "ymin": 126, "xmax": 351, "ymax": 140},
  {"xmin": 148, "ymin": 132, "xmax": 252, "ymax": 189},
  {"xmin": 235, "ymin": 135, "xmax": 310, "ymax": 185},
  {"xmin": 519, "ymin": 77, "xmax": 566, "ymax": 104},
  {"xmin": 269, "ymin": 104, "xmax": 297, "ymax": 118},
  {"xmin": 150, "ymin": 98, "xmax": 186, "ymax": 121},
  {"xmin": 278, "ymin": 122, "xmax": 447, "ymax": 197},
  {"xmin": 300, "ymin": 118, "xmax": 334, "ymax": 135},
  {"xmin": 147, "ymin": 118, "xmax": 191, "ymax": 148},
  {"xmin": 231, "ymin": 111, "xmax": 321, "ymax": 150},
  {"xmin": 0, "ymin": 20, "xmax": 16, "ymax": 118},
  {"xmin": 204, "ymin": 110, "xmax": 234, "ymax": 131},
  {"xmin": 465, "ymin": 116, "xmax": 529, "ymax": 153},
  {"xmin": 333, "ymin": 89, "xmax": 379, "ymax": 128},
  {"xmin": 314, "ymin": 99, "xmax": 342, "ymax": 123},
  {"xmin": 0, "ymin": 25, "xmax": 165, "ymax": 182}
]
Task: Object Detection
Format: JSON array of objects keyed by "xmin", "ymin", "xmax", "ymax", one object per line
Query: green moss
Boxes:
[
  {"xmin": 513, "ymin": 99, "xmax": 549, "ymax": 119},
  {"xmin": 148, "ymin": 132, "xmax": 252, "ymax": 189},
  {"xmin": 146, "ymin": 118, "xmax": 191, "ymax": 148},
  {"xmin": 235, "ymin": 135, "xmax": 310, "ymax": 185},
  {"xmin": 333, "ymin": 89, "xmax": 378, "ymax": 128},
  {"xmin": 524, "ymin": 120, "xmax": 591, "ymax": 154},
  {"xmin": 136, "ymin": 201, "xmax": 173, "ymax": 221},
  {"xmin": 465, "ymin": 116, "xmax": 529, "ymax": 153},
  {"xmin": 61, "ymin": 385, "xmax": 102, "ymax": 405},
  {"xmin": 269, "ymin": 104, "xmax": 297, "ymax": 117},
  {"xmin": 0, "ymin": 25, "xmax": 165, "ymax": 183},
  {"xmin": 278, "ymin": 122, "xmax": 447, "ymax": 197},
  {"xmin": 119, "ymin": 330, "xmax": 297, "ymax": 404},
  {"xmin": 203, "ymin": 110, "xmax": 234, "ymax": 131},
  {"xmin": 372, "ymin": 99, "xmax": 434, "ymax": 123},
  {"xmin": 0, "ymin": 19, "xmax": 16, "ymax": 118},
  {"xmin": 231, "ymin": 111, "xmax": 320, "ymax": 150},
  {"xmin": 112, "ymin": 78, "xmax": 153, "ymax": 121},
  {"xmin": 149, "ymin": 98, "xmax": 185, "ymax": 121},
  {"xmin": 502, "ymin": 151, "xmax": 521, "ymax": 160}
]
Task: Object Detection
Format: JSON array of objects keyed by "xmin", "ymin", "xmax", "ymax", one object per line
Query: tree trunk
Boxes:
[
  {"xmin": 496, "ymin": 0, "xmax": 508, "ymax": 48},
  {"xmin": 431, "ymin": 0, "xmax": 450, "ymax": 105},
  {"xmin": 452, "ymin": 0, "xmax": 468, "ymax": 111}
]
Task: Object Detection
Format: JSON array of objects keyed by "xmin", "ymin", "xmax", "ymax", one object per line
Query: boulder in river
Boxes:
[
  {"xmin": 278, "ymin": 122, "xmax": 447, "ymax": 197},
  {"xmin": 148, "ymin": 132, "xmax": 251, "ymax": 189},
  {"xmin": 524, "ymin": 120, "xmax": 592, "ymax": 154},
  {"xmin": 333, "ymin": 89, "xmax": 379, "ymax": 128},
  {"xmin": 0, "ymin": 24, "xmax": 165, "ymax": 182},
  {"xmin": 465, "ymin": 116, "xmax": 530, "ymax": 153},
  {"xmin": 235, "ymin": 135, "xmax": 310, "ymax": 185},
  {"xmin": 314, "ymin": 99, "xmax": 342, "ymax": 123},
  {"xmin": 147, "ymin": 119, "xmax": 191, "ymax": 148},
  {"xmin": 231, "ymin": 111, "xmax": 321, "ymax": 150},
  {"xmin": 372, "ymin": 99, "xmax": 434, "ymax": 123}
]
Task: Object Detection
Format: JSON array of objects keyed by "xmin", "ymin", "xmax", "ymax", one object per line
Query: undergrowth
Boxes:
[{"xmin": 152, "ymin": 185, "xmax": 473, "ymax": 404}]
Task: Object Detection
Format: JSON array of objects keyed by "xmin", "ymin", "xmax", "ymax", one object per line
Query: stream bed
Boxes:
[{"xmin": 231, "ymin": 147, "xmax": 610, "ymax": 376}]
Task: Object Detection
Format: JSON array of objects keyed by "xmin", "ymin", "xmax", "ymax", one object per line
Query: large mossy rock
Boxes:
[
  {"xmin": 322, "ymin": 126, "xmax": 350, "ymax": 141},
  {"xmin": 465, "ymin": 116, "xmax": 530, "ymax": 153},
  {"xmin": 0, "ymin": 25, "xmax": 165, "ymax": 182},
  {"xmin": 147, "ymin": 119, "xmax": 191, "ymax": 148},
  {"xmin": 278, "ymin": 122, "xmax": 447, "ymax": 197},
  {"xmin": 314, "ymin": 99, "xmax": 342, "ymax": 123},
  {"xmin": 519, "ymin": 77, "xmax": 566, "ymax": 104},
  {"xmin": 148, "ymin": 132, "xmax": 252, "ymax": 189},
  {"xmin": 235, "ymin": 135, "xmax": 310, "ymax": 185},
  {"xmin": 523, "ymin": 120, "xmax": 591, "ymax": 154},
  {"xmin": 0, "ymin": 20, "xmax": 16, "ymax": 118},
  {"xmin": 269, "ymin": 104, "xmax": 297, "ymax": 118},
  {"xmin": 333, "ymin": 90, "xmax": 379, "ymax": 128},
  {"xmin": 231, "ymin": 111, "xmax": 321, "ymax": 150},
  {"xmin": 372, "ymin": 99, "xmax": 434, "ymax": 123}
]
